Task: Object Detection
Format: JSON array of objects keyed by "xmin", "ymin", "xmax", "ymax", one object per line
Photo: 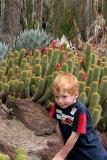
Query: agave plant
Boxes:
[
  {"xmin": 15, "ymin": 28, "xmax": 53, "ymax": 52},
  {"xmin": 0, "ymin": 42, "xmax": 9, "ymax": 61}
]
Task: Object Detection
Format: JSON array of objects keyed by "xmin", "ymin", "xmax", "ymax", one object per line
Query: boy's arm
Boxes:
[
  {"xmin": 52, "ymin": 131, "xmax": 80, "ymax": 160},
  {"xmin": 56, "ymin": 122, "xmax": 64, "ymax": 147}
]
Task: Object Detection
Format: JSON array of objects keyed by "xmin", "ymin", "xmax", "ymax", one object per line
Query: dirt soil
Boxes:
[
  {"xmin": 0, "ymin": 98, "xmax": 107, "ymax": 160},
  {"xmin": 0, "ymin": 117, "xmax": 59, "ymax": 160}
]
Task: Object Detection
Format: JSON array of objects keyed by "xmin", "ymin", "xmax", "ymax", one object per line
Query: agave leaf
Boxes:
[
  {"xmin": 0, "ymin": 42, "xmax": 9, "ymax": 60},
  {"xmin": 15, "ymin": 28, "xmax": 53, "ymax": 52}
]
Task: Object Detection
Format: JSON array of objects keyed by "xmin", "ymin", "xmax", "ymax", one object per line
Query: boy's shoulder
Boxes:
[{"xmin": 74, "ymin": 99, "xmax": 87, "ymax": 114}]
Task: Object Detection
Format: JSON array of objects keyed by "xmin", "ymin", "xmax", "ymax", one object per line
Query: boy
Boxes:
[{"xmin": 50, "ymin": 72, "xmax": 107, "ymax": 160}]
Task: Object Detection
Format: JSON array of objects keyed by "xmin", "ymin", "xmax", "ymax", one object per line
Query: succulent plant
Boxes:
[
  {"xmin": 15, "ymin": 28, "xmax": 53, "ymax": 52},
  {"xmin": 0, "ymin": 42, "xmax": 9, "ymax": 60},
  {"xmin": 0, "ymin": 153, "xmax": 10, "ymax": 160}
]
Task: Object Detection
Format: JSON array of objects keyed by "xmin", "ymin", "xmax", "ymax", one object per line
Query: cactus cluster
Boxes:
[
  {"xmin": 0, "ymin": 42, "xmax": 107, "ymax": 130},
  {"xmin": 78, "ymin": 44, "xmax": 107, "ymax": 128}
]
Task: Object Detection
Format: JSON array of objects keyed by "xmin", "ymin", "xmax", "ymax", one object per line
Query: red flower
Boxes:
[
  {"xmin": 55, "ymin": 63, "xmax": 61, "ymax": 69},
  {"xmin": 50, "ymin": 40, "xmax": 57, "ymax": 48},
  {"xmin": 82, "ymin": 72, "xmax": 87, "ymax": 80},
  {"xmin": 44, "ymin": 47, "xmax": 48, "ymax": 54},
  {"xmin": 35, "ymin": 48, "xmax": 40, "ymax": 52},
  {"xmin": 60, "ymin": 43, "xmax": 64, "ymax": 49}
]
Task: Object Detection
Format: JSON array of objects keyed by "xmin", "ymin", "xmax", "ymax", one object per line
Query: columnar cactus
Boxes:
[
  {"xmin": 88, "ymin": 92, "xmax": 100, "ymax": 114},
  {"xmin": 31, "ymin": 77, "xmax": 48, "ymax": 102},
  {"xmin": 86, "ymin": 68, "xmax": 94, "ymax": 86},
  {"xmin": 45, "ymin": 49, "xmax": 60, "ymax": 76},
  {"xmin": 91, "ymin": 105, "xmax": 102, "ymax": 127},
  {"xmin": 67, "ymin": 59, "xmax": 74, "ymax": 73},
  {"xmin": 33, "ymin": 64, "xmax": 42, "ymax": 77},
  {"xmin": 24, "ymin": 77, "xmax": 31, "ymax": 98},
  {"xmin": 79, "ymin": 81, "xmax": 86, "ymax": 92},
  {"xmin": 61, "ymin": 63, "xmax": 68, "ymax": 72},
  {"xmin": 91, "ymin": 66, "xmax": 100, "ymax": 82},
  {"xmin": 16, "ymin": 147, "xmax": 27, "ymax": 160},
  {"xmin": 99, "ymin": 80, "xmax": 107, "ymax": 105},
  {"xmin": 37, "ymin": 74, "xmax": 57, "ymax": 104},
  {"xmin": 7, "ymin": 68, "xmax": 14, "ymax": 81},
  {"xmin": 41, "ymin": 55, "xmax": 48, "ymax": 77},
  {"xmin": 91, "ymin": 53, "xmax": 98, "ymax": 65},
  {"xmin": 84, "ymin": 44, "xmax": 92, "ymax": 73},
  {"xmin": 73, "ymin": 62, "xmax": 80, "ymax": 76},
  {"xmin": 79, "ymin": 92, "xmax": 87, "ymax": 104},
  {"xmin": 87, "ymin": 81, "xmax": 98, "ymax": 104}
]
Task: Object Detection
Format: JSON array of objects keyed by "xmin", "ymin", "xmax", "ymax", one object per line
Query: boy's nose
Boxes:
[{"xmin": 58, "ymin": 98, "xmax": 63, "ymax": 103}]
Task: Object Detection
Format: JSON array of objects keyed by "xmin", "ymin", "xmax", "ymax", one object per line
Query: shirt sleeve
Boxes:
[
  {"xmin": 50, "ymin": 103, "xmax": 56, "ymax": 118},
  {"xmin": 72, "ymin": 109, "xmax": 86, "ymax": 134}
]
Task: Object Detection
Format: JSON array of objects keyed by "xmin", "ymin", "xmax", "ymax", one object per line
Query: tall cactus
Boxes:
[
  {"xmin": 84, "ymin": 44, "xmax": 92, "ymax": 73},
  {"xmin": 45, "ymin": 49, "xmax": 60, "ymax": 76},
  {"xmin": 37, "ymin": 73, "xmax": 57, "ymax": 104},
  {"xmin": 91, "ymin": 105, "xmax": 102, "ymax": 127},
  {"xmin": 87, "ymin": 81, "xmax": 98, "ymax": 104},
  {"xmin": 91, "ymin": 66, "xmax": 100, "ymax": 82},
  {"xmin": 99, "ymin": 80, "xmax": 107, "ymax": 105},
  {"xmin": 31, "ymin": 76, "xmax": 48, "ymax": 102},
  {"xmin": 79, "ymin": 92, "xmax": 87, "ymax": 104},
  {"xmin": 88, "ymin": 92, "xmax": 100, "ymax": 114},
  {"xmin": 16, "ymin": 147, "xmax": 27, "ymax": 160}
]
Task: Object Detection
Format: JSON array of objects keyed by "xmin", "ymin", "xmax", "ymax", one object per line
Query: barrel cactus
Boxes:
[
  {"xmin": 0, "ymin": 42, "xmax": 9, "ymax": 60},
  {"xmin": 15, "ymin": 28, "xmax": 53, "ymax": 52}
]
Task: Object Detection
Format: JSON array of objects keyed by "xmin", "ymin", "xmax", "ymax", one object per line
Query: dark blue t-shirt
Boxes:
[{"xmin": 50, "ymin": 99, "xmax": 107, "ymax": 160}]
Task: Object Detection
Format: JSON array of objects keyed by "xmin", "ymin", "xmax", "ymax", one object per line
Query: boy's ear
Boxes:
[{"xmin": 74, "ymin": 91, "xmax": 79, "ymax": 98}]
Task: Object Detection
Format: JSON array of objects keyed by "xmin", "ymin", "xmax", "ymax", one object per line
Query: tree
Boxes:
[{"xmin": 0, "ymin": 0, "xmax": 23, "ymax": 45}]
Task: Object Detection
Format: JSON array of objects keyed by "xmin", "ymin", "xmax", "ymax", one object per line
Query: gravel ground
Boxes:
[{"xmin": 0, "ymin": 117, "xmax": 58, "ymax": 160}]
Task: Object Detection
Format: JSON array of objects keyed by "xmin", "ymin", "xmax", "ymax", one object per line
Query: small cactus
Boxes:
[{"xmin": 0, "ymin": 153, "xmax": 10, "ymax": 160}]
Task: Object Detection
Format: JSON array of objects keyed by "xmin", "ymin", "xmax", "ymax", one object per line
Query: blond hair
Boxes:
[{"xmin": 53, "ymin": 72, "xmax": 79, "ymax": 95}]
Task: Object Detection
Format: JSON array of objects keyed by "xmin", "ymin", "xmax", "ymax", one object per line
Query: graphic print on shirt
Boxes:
[{"xmin": 56, "ymin": 108, "xmax": 77, "ymax": 126}]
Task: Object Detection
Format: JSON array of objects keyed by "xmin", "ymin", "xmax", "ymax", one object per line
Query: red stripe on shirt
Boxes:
[
  {"xmin": 50, "ymin": 104, "xmax": 56, "ymax": 118},
  {"xmin": 77, "ymin": 113, "xmax": 86, "ymax": 134}
]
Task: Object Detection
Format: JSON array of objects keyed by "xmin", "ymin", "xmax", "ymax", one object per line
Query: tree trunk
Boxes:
[
  {"xmin": 34, "ymin": 0, "xmax": 44, "ymax": 28},
  {"xmin": 0, "ymin": 0, "xmax": 23, "ymax": 46},
  {"xmin": 81, "ymin": 0, "xmax": 91, "ymax": 42}
]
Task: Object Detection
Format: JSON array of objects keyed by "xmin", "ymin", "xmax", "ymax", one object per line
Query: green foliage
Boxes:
[
  {"xmin": 15, "ymin": 28, "xmax": 53, "ymax": 51},
  {"xmin": 103, "ymin": 0, "xmax": 107, "ymax": 19},
  {"xmin": 46, "ymin": 0, "xmax": 82, "ymax": 40}
]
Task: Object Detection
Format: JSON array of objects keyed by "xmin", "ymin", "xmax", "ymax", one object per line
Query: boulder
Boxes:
[
  {"xmin": 0, "ymin": 140, "xmax": 15, "ymax": 160},
  {"xmin": 13, "ymin": 98, "xmax": 56, "ymax": 136}
]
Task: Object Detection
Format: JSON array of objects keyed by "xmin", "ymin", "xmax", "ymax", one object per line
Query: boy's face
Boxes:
[{"xmin": 54, "ymin": 89, "xmax": 78, "ymax": 109}]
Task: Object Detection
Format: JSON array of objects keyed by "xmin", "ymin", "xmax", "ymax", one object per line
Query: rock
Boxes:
[
  {"xmin": 0, "ymin": 140, "xmax": 15, "ymax": 160},
  {"xmin": 37, "ymin": 141, "xmax": 61, "ymax": 160},
  {"xmin": 0, "ymin": 105, "xmax": 8, "ymax": 119},
  {"xmin": 13, "ymin": 98, "xmax": 56, "ymax": 136},
  {"xmin": 1, "ymin": 104, "xmax": 9, "ymax": 114}
]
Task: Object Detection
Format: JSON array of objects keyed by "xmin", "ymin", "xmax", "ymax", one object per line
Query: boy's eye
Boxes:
[{"xmin": 62, "ymin": 96, "xmax": 67, "ymax": 98}]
